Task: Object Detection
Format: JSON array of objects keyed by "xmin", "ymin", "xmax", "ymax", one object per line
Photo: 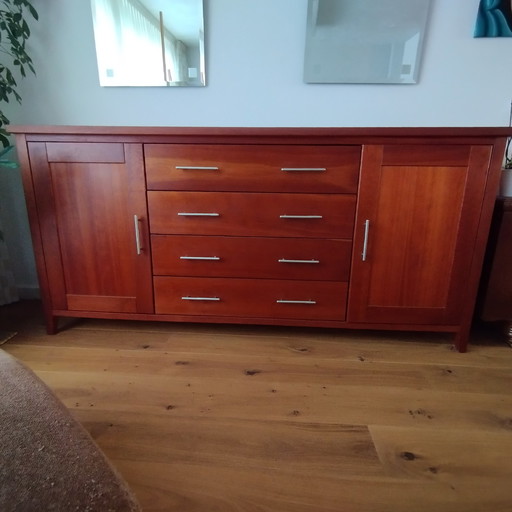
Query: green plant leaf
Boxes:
[
  {"xmin": 0, "ymin": 159, "xmax": 18, "ymax": 168},
  {"xmin": 0, "ymin": 0, "xmax": 38, "ymax": 143},
  {"xmin": 0, "ymin": 144, "xmax": 13, "ymax": 157},
  {"xmin": 0, "ymin": 132, "xmax": 10, "ymax": 148}
]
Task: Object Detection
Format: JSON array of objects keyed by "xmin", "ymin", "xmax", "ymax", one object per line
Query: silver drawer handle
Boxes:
[
  {"xmin": 176, "ymin": 166, "xmax": 219, "ymax": 170},
  {"xmin": 276, "ymin": 299, "xmax": 317, "ymax": 305},
  {"xmin": 180, "ymin": 256, "xmax": 220, "ymax": 261},
  {"xmin": 178, "ymin": 212, "xmax": 220, "ymax": 217},
  {"xmin": 280, "ymin": 215, "xmax": 323, "ymax": 219},
  {"xmin": 278, "ymin": 259, "xmax": 320, "ymax": 264},
  {"xmin": 281, "ymin": 167, "xmax": 326, "ymax": 172},
  {"xmin": 182, "ymin": 296, "xmax": 220, "ymax": 301}
]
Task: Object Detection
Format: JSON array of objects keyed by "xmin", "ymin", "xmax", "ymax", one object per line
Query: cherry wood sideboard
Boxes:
[{"xmin": 10, "ymin": 126, "xmax": 511, "ymax": 352}]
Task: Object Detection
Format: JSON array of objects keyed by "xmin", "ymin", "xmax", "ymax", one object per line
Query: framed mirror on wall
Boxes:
[
  {"xmin": 304, "ymin": 0, "xmax": 431, "ymax": 84},
  {"xmin": 91, "ymin": 0, "xmax": 205, "ymax": 87}
]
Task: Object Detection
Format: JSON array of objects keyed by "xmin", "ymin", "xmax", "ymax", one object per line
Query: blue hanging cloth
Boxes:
[{"xmin": 474, "ymin": 0, "xmax": 512, "ymax": 37}]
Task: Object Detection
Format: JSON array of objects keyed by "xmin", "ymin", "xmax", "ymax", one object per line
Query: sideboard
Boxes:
[{"xmin": 10, "ymin": 126, "xmax": 511, "ymax": 352}]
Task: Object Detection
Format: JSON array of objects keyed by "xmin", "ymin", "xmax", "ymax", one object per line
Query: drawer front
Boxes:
[
  {"xmin": 154, "ymin": 277, "xmax": 347, "ymax": 320},
  {"xmin": 148, "ymin": 192, "xmax": 356, "ymax": 238},
  {"xmin": 145, "ymin": 144, "xmax": 360, "ymax": 193},
  {"xmin": 152, "ymin": 235, "xmax": 352, "ymax": 280}
]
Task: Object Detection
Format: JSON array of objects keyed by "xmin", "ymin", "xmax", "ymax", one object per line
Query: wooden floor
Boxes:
[{"xmin": 2, "ymin": 301, "xmax": 512, "ymax": 511}]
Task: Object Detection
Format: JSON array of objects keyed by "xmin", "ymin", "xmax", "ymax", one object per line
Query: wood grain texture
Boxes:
[
  {"xmin": 27, "ymin": 143, "xmax": 154, "ymax": 316},
  {"xmin": 148, "ymin": 191, "xmax": 356, "ymax": 238},
  {"xmin": 145, "ymin": 144, "xmax": 360, "ymax": 193},
  {"xmin": 348, "ymin": 144, "xmax": 492, "ymax": 328},
  {"xmin": 9, "ymin": 125, "xmax": 512, "ymax": 141},
  {"xmin": 45, "ymin": 142, "xmax": 125, "ymax": 163},
  {"xmin": 153, "ymin": 277, "xmax": 348, "ymax": 320},
  {"xmin": 151, "ymin": 235, "xmax": 352, "ymax": 280},
  {"xmin": 3, "ymin": 301, "xmax": 512, "ymax": 512}
]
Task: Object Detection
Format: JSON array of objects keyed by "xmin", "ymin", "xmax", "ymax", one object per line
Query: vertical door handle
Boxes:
[
  {"xmin": 134, "ymin": 215, "xmax": 142, "ymax": 255},
  {"xmin": 362, "ymin": 219, "xmax": 370, "ymax": 261}
]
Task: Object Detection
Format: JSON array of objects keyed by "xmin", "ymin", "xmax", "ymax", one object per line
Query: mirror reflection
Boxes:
[
  {"xmin": 304, "ymin": 0, "xmax": 431, "ymax": 84},
  {"xmin": 91, "ymin": 0, "xmax": 205, "ymax": 87}
]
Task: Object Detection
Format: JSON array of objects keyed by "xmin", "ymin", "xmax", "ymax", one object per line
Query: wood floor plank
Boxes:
[
  {"xmin": 11, "ymin": 367, "xmax": 511, "ymax": 435},
  {"xmin": 111, "ymin": 459, "xmax": 510, "ymax": 512},
  {"xmin": 369, "ymin": 425, "xmax": 512, "ymax": 482},
  {"xmin": 6, "ymin": 341, "xmax": 512, "ymax": 395},
  {"xmin": 9, "ymin": 321, "xmax": 512, "ymax": 369},
  {"xmin": 70, "ymin": 410, "xmax": 384, "ymax": 479}
]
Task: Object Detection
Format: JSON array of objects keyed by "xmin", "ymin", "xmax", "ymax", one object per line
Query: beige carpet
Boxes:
[{"xmin": 0, "ymin": 349, "xmax": 141, "ymax": 511}]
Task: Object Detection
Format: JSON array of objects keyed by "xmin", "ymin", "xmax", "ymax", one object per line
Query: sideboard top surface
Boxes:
[{"xmin": 9, "ymin": 125, "xmax": 512, "ymax": 145}]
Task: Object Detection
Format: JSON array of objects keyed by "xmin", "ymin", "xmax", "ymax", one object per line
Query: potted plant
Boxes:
[
  {"xmin": 0, "ymin": 0, "xmax": 38, "ymax": 164},
  {"xmin": 0, "ymin": 0, "xmax": 38, "ymax": 305}
]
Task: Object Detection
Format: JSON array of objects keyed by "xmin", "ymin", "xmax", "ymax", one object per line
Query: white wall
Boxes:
[{"xmin": 2, "ymin": 0, "xmax": 512, "ymax": 294}]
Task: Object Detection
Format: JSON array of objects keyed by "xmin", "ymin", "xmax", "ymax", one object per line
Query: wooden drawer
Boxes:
[
  {"xmin": 152, "ymin": 235, "xmax": 352, "ymax": 280},
  {"xmin": 154, "ymin": 277, "xmax": 347, "ymax": 320},
  {"xmin": 145, "ymin": 144, "xmax": 360, "ymax": 193},
  {"xmin": 148, "ymin": 191, "xmax": 356, "ymax": 238}
]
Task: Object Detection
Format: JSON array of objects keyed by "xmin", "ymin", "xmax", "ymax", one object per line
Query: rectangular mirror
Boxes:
[
  {"xmin": 91, "ymin": 0, "xmax": 205, "ymax": 87},
  {"xmin": 304, "ymin": 0, "xmax": 431, "ymax": 84}
]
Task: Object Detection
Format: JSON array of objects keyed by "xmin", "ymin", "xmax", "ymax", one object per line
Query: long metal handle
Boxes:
[
  {"xmin": 178, "ymin": 212, "xmax": 220, "ymax": 217},
  {"xmin": 362, "ymin": 219, "xmax": 370, "ymax": 261},
  {"xmin": 279, "ymin": 215, "xmax": 323, "ymax": 219},
  {"xmin": 276, "ymin": 299, "xmax": 317, "ymax": 305},
  {"xmin": 281, "ymin": 167, "xmax": 326, "ymax": 172},
  {"xmin": 180, "ymin": 256, "xmax": 220, "ymax": 261},
  {"xmin": 134, "ymin": 215, "xmax": 142, "ymax": 255},
  {"xmin": 278, "ymin": 259, "xmax": 320, "ymax": 264},
  {"xmin": 181, "ymin": 296, "xmax": 220, "ymax": 301},
  {"xmin": 176, "ymin": 166, "xmax": 219, "ymax": 170}
]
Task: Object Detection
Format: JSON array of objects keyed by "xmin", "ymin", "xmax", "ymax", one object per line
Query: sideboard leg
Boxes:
[
  {"xmin": 453, "ymin": 327, "xmax": 469, "ymax": 353},
  {"xmin": 45, "ymin": 315, "xmax": 58, "ymax": 335}
]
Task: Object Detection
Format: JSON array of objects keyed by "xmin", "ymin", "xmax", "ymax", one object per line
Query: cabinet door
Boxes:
[
  {"xmin": 348, "ymin": 144, "xmax": 492, "ymax": 325},
  {"xmin": 28, "ymin": 142, "xmax": 153, "ymax": 314}
]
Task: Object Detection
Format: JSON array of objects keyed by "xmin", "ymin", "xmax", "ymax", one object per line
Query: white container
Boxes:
[{"xmin": 500, "ymin": 168, "xmax": 512, "ymax": 197}]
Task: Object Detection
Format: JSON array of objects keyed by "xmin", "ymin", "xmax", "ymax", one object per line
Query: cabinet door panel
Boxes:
[
  {"xmin": 348, "ymin": 144, "xmax": 492, "ymax": 325},
  {"xmin": 29, "ymin": 142, "xmax": 153, "ymax": 314}
]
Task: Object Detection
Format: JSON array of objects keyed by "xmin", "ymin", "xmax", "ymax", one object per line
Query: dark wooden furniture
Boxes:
[
  {"xmin": 10, "ymin": 126, "xmax": 511, "ymax": 352},
  {"xmin": 479, "ymin": 196, "xmax": 512, "ymax": 345}
]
